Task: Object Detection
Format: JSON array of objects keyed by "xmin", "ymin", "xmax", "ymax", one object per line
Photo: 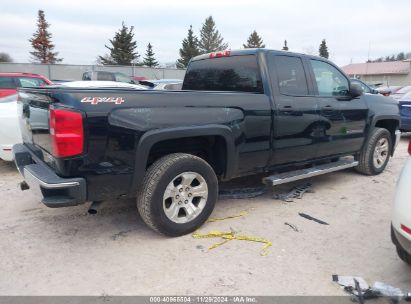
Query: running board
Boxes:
[{"xmin": 263, "ymin": 158, "xmax": 359, "ymax": 186}]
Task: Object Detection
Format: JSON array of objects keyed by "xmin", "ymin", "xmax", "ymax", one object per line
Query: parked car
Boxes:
[
  {"xmin": 377, "ymin": 86, "xmax": 403, "ymax": 97},
  {"xmin": 139, "ymin": 79, "xmax": 183, "ymax": 90},
  {"xmin": 392, "ymin": 139, "xmax": 411, "ymax": 265},
  {"xmin": 0, "ymin": 72, "xmax": 52, "ymax": 98},
  {"xmin": 13, "ymin": 49, "xmax": 400, "ymax": 236},
  {"xmin": 82, "ymin": 71, "xmax": 135, "ymax": 84},
  {"xmin": 391, "ymin": 86, "xmax": 411, "ymax": 100},
  {"xmin": 0, "ymin": 94, "xmax": 22, "ymax": 161},
  {"xmin": 350, "ymin": 78, "xmax": 379, "ymax": 94},
  {"xmin": 399, "ymin": 91, "xmax": 411, "ymax": 131}
]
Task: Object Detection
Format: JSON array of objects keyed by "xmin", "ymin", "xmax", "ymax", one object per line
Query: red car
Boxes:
[{"xmin": 0, "ymin": 73, "xmax": 52, "ymax": 97}]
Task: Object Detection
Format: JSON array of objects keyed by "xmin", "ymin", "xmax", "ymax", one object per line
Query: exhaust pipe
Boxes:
[
  {"xmin": 19, "ymin": 181, "xmax": 29, "ymax": 191},
  {"xmin": 88, "ymin": 201, "xmax": 103, "ymax": 215}
]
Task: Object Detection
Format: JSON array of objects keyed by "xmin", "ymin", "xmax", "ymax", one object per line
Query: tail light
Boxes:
[
  {"xmin": 209, "ymin": 50, "xmax": 231, "ymax": 59},
  {"xmin": 401, "ymin": 224, "xmax": 411, "ymax": 236},
  {"xmin": 49, "ymin": 108, "xmax": 84, "ymax": 157},
  {"xmin": 408, "ymin": 139, "xmax": 411, "ymax": 155}
]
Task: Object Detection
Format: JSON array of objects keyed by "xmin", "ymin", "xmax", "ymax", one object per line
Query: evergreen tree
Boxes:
[
  {"xmin": 318, "ymin": 39, "xmax": 329, "ymax": 59},
  {"xmin": 143, "ymin": 43, "xmax": 158, "ymax": 67},
  {"xmin": 396, "ymin": 52, "xmax": 405, "ymax": 61},
  {"xmin": 29, "ymin": 10, "xmax": 62, "ymax": 63},
  {"xmin": 243, "ymin": 31, "xmax": 265, "ymax": 48},
  {"xmin": 282, "ymin": 40, "xmax": 289, "ymax": 51},
  {"xmin": 99, "ymin": 22, "xmax": 139, "ymax": 65},
  {"xmin": 176, "ymin": 25, "xmax": 200, "ymax": 69},
  {"xmin": 0, "ymin": 52, "xmax": 13, "ymax": 62},
  {"xmin": 198, "ymin": 16, "xmax": 228, "ymax": 53}
]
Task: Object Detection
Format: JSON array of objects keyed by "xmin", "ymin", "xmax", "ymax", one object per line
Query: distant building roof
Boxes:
[{"xmin": 341, "ymin": 61, "xmax": 410, "ymax": 76}]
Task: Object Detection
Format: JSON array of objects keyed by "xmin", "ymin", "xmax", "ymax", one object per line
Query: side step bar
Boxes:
[{"xmin": 263, "ymin": 158, "xmax": 359, "ymax": 186}]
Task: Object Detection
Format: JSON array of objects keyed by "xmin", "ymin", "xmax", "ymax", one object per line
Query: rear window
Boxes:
[
  {"xmin": 0, "ymin": 76, "xmax": 17, "ymax": 89},
  {"xmin": 182, "ymin": 55, "xmax": 263, "ymax": 93}
]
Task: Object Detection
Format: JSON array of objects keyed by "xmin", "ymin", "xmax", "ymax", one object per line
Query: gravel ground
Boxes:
[{"xmin": 0, "ymin": 138, "xmax": 410, "ymax": 296}]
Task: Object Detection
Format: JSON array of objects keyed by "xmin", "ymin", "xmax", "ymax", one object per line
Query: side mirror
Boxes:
[{"xmin": 350, "ymin": 83, "xmax": 363, "ymax": 98}]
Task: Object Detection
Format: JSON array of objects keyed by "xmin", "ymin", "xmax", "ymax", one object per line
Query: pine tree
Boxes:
[
  {"xmin": 0, "ymin": 52, "xmax": 13, "ymax": 62},
  {"xmin": 176, "ymin": 25, "xmax": 200, "ymax": 69},
  {"xmin": 143, "ymin": 43, "xmax": 158, "ymax": 67},
  {"xmin": 282, "ymin": 40, "xmax": 289, "ymax": 51},
  {"xmin": 319, "ymin": 39, "xmax": 329, "ymax": 59},
  {"xmin": 243, "ymin": 31, "xmax": 265, "ymax": 48},
  {"xmin": 396, "ymin": 52, "xmax": 405, "ymax": 61},
  {"xmin": 198, "ymin": 16, "xmax": 228, "ymax": 53},
  {"xmin": 29, "ymin": 10, "xmax": 62, "ymax": 63},
  {"xmin": 99, "ymin": 22, "xmax": 139, "ymax": 65}
]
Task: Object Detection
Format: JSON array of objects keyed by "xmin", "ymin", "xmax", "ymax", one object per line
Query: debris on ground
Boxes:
[
  {"xmin": 218, "ymin": 186, "xmax": 265, "ymax": 199},
  {"xmin": 192, "ymin": 230, "xmax": 272, "ymax": 256},
  {"xmin": 194, "ymin": 209, "xmax": 272, "ymax": 256},
  {"xmin": 273, "ymin": 182, "xmax": 314, "ymax": 202},
  {"xmin": 332, "ymin": 275, "xmax": 411, "ymax": 303},
  {"xmin": 284, "ymin": 222, "xmax": 300, "ymax": 232},
  {"xmin": 207, "ymin": 210, "xmax": 250, "ymax": 223},
  {"xmin": 299, "ymin": 212, "xmax": 329, "ymax": 225}
]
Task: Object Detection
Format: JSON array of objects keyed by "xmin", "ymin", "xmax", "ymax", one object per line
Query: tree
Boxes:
[
  {"xmin": 176, "ymin": 25, "xmax": 200, "ymax": 68},
  {"xmin": 282, "ymin": 40, "xmax": 289, "ymax": 51},
  {"xmin": 198, "ymin": 16, "xmax": 228, "ymax": 53},
  {"xmin": 243, "ymin": 31, "xmax": 265, "ymax": 48},
  {"xmin": 396, "ymin": 52, "xmax": 405, "ymax": 61},
  {"xmin": 0, "ymin": 52, "xmax": 13, "ymax": 62},
  {"xmin": 29, "ymin": 10, "xmax": 62, "ymax": 63},
  {"xmin": 99, "ymin": 22, "xmax": 139, "ymax": 65},
  {"xmin": 318, "ymin": 39, "xmax": 329, "ymax": 59},
  {"xmin": 143, "ymin": 43, "xmax": 159, "ymax": 67}
]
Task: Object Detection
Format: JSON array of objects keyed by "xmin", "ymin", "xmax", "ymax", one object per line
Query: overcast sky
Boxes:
[{"xmin": 1, "ymin": 0, "xmax": 410, "ymax": 67}]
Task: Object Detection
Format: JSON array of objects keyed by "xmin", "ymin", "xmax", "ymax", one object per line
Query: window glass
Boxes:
[
  {"xmin": 310, "ymin": 60, "xmax": 349, "ymax": 96},
  {"xmin": 97, "ymin": 72, "xmax": 115, "ymax": 81},
  {"xmin": 183, "ymin": 55, "xmax": 263, "ymax": 93},
  {"xmin": 0, "ymin": 76, "xmax": 17, "ymax": 89},
  {"xmin": 17, "ymin": 77, "xmax": 47, "ymax": 88},
  {"xmin": 114, "ymin": 72, "xmax": 132, "ymax": 83},
  {"xmin": 275, "ymin": 56, "xmax": 308, "ymax": 95}
]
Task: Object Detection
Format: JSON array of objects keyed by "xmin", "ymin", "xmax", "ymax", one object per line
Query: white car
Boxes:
[
  {"xmin": 0, "ymin": 94, "xmax": 22, "ymax": 161},
  {"xmin": 392, "ymin": 139, "xmax": 411, "ymax": 265},
  {"xmin": 58, "ymin": 80, "xmax": 148, "ymax": 90}
]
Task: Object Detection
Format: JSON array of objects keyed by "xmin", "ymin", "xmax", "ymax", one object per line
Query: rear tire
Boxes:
[
  {"xmin": 137, "ymin": 153, "xmax": 218, "ymax": 236},
  {"xmin": 355, "ymin": 128, "xmax": 392, "ymax": 175}
]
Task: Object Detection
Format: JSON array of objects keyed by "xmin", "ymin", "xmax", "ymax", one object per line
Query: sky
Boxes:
[{"xmin": 1, "ymin": 0, "xmax": 410, "ymax": 67}]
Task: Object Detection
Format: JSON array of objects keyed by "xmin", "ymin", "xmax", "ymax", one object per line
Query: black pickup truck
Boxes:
[{"xmin": 13, "ymin": 49, "xmax": 400, "ymax": 236}]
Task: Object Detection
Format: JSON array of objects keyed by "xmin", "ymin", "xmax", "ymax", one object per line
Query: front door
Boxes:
[{"xmin": 307, "ymin": 59, "xmax": 368, "ymax": 157}]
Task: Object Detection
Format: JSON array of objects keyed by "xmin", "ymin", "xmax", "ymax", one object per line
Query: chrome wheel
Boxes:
[
  {"xmin": 163, "ymin": 172, "xmax": 208, "ymax": 224},
  {"xmin": 373, "ymin": 137, "xmax": 389, "ymax": 169}
]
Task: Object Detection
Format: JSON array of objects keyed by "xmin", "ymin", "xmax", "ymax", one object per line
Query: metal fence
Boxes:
[{"xmin": 0, "ymin": 63, "xmax": 186, "ymax": 81}]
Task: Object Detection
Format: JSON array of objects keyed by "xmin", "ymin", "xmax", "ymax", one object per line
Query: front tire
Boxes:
[
  {"xmin": 137, "ymin": 153, "xmax": 218, "ymax": 236},
  {"xmin": 355, "ymin": 127, "xmax": 392, "ymax": 175}
]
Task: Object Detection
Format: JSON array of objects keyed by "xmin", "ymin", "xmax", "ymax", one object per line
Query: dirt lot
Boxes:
[{"xmin": 0, "ymin": 138, "xmax": 410, "ymax": 296}]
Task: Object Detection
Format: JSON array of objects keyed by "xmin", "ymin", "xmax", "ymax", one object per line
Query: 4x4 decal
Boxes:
[{"xmin": 81, "ymin": 97, "xmax": 125, "ymax": 105}]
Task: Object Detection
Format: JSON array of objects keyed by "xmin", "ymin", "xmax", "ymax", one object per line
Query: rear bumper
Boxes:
[
  {"xmin": 392, "ymin": 224, "xmax": 411, "ymax": 255},
  {"xmin": 13, "ymin": 144, "xmax": 87, "ymax": 208}
]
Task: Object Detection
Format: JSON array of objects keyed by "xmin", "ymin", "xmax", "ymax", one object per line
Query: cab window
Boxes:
[
  {"xmin": 274, "ymin": 56, "xmax": 308, "ymax": 95},
  {"xmin": 310, "ymin": 60, "xmax": 349, "ymax": 97}
]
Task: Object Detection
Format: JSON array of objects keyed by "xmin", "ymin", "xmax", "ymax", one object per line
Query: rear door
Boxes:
[
  {"xmin": 267, "ymin": 53, "xmax": 320, "ymax": 165},
  {"xmin": 307, "ymin": 59, "xmax": 368, "ymax": 157}
]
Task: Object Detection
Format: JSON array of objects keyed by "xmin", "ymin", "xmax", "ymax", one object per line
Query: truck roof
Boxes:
[{"xmin": 190, "ymin": 48, "xmax": 332, "ymax": 64}]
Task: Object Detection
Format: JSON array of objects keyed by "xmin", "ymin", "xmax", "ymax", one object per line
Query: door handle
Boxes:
[{"xmin": 322, "ymin": 105, "xmax": 334, "ymax": 112}]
